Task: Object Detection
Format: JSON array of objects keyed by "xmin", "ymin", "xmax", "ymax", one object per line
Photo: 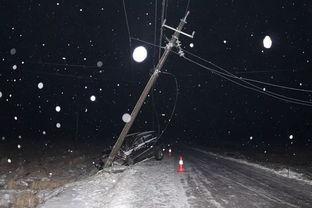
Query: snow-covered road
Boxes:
[
  {"xmin": 181, "ymin": 147, "xmax": 312, "ymax": 208},
  {"xmin": 39, "ymin": 147, "xmax": 312, "ymax": 208}
]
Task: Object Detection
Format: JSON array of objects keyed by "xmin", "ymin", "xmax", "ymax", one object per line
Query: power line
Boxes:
[
  {"xmin": 130, "ymin": 37, "xmax": 165, "ymax": 49},
  {"xmin": 182, "ymin": 55, "xmax": 312, "ymax": 107},
  {"xmin": 122, "ymin": 0, "xmax": 131, "ymax": 51},
  {"xmin": 183, "ymin": 49, "xmax": 312, "ymax": 93}
]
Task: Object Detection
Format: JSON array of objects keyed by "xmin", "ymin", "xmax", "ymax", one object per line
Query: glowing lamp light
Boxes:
[
  {"xmin": 263, "ymin": 36, "xmax": 272, "ymax": 49},
  {"xmin": 132, "ymin": 46, "xmax": 147, "ymax": 63}
]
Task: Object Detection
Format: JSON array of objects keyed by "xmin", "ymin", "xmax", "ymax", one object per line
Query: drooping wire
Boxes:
[
  {"xmin": 183, "ymin": 49, "xmax": 312, "ymax": 93},
  {"xmin": 181, "ymin": 55, "xmax": 312, "ymax": 107},
  {"xmin": 158, "ymin": 71, "xmax": 179, "ymax": 139}
]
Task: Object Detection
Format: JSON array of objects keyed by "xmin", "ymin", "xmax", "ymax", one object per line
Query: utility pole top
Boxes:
[{"xmin": 162, "ymin": 11, "xmax": 195, "ymax": 39}]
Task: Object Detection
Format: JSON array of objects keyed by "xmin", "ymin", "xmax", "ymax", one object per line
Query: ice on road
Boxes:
[{"xmin": 39, "ymin": 147, "xmax": 312, "ymax": 208}]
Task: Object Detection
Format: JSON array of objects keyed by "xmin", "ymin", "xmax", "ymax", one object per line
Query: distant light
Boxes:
[
  {"xmin": 90, "ymin": 95, "xmax": 96, "ymax": 102},
  {"xmin": 289, "ymin": 135, "xmax": 294, "ymax": 140},
  {"xmin": 14, "ymin": 116, "xmax": 18, "ymax": 120},
  {"xmin": 250, "ymin": 136, "xmax": 253, "ymax": 140},
  {"xmin": 10, "ymin": 48, "xmax": 16, "ymax": 55},
  {"xmin": 56, "ymin": 123, "xmax": 61, "ymax": 128},
  {"xmin": 97, "ymin": 61, "xmax": 103, "ymax": 68},
  {"xmin": 7, "ymin": 158, "xmax": 12, "ymax": 163},
  {"xmin": 122, "ymin": 113, "xmax": 131, "ymax": 123},
  {"xmin": 62, "ymin": 57, "xmax": 66, "ymax": 60},
  {"xmin": 0, "ymin": 91, "xmax": 2, "ymax": 98},
  {"xmin": 263, "ymin": 36, "xmax": 272, "ymax": 49},
  {"xmin": 12, "ymin": 65, "xmax": 17, "ymax": 70},
  {"xmin": 55, "ymin": 106, "xmax": 61, "ymax": 112},
  {"xmin": 132, "ymin": 46, "xmax": 147, "ymax": 63},
  {"xmin": 17, "ymin": 144, "xmax": 21, "ymax": 149},
  {"xmin": 223, "ymin": 40, "xmax": 227, "ymax": 44},
  {"xmin": 1, "ymin": 136, "xmax": 5, "ymax": 141},
  {"xmin": 263, "ymin": 88, "xmax": 266, "ymax": 91},
  {"xmin": 189, "ymin": 43, "xmax": 194, "ymax": 48},
  {"xmin": 42, "ymin": 131, "xmax": 46, "ymax": 135},
  {"xmin": 38, "ymin": 82, "xmax": 44, "ymax": 89}
]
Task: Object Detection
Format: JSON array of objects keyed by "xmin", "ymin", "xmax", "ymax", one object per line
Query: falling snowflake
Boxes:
[
  {"xmin": 17, "ymin": 144, "xmax": 21, "ymax": 149},
  {"xmin": 55, "ymin": 106, "xmax": 61, "ymax": 112},
  {"xmin": 249, "ymin": 136, "xmax": 253, "ymax": 140},
  {"xmin": 289, "ymin": 135, "xmax": 294, "ymax": 140},
  {"xmin": 10, "ymin": 48, "xmax": 16, "ymax": 55},
  {"xmin": 38, "ymin": 82, "xmax": 44, "ymax": 89},
  {"xmin": 42, "ymin": 131, "xmax": 46, "ymax": 135},
  {"xmin": 97, "ymin": 61, "xmax": 103, "ymax": 68},
  {"xmin": 90, "ymin": 95, "xmax": 96, "ymax": 102},
  {"xmin": 56, "ymin": 123, "xmax": 61, "ymax": 128},
  {"xmin": 122, "ymin": 113, "xmax": 131, "ymax": 123},
  {"xmin": 263, "ymin": 35, "xmax": 272, "ymax": 49},
  {"xmin": 12, "ymin": 65, "xmax": 17, "ymax": 70},
  {"xmin": 7, "ymin": 158, "xmax": 12, "ymax": 163}
]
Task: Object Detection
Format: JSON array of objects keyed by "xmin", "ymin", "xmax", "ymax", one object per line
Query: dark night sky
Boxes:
[{"xmin": 1, "ymin": 0, "xmax": 312, "ymax": 152}]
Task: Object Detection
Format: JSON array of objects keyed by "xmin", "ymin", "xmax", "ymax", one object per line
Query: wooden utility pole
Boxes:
[{"xmin": 104, "ymin": 11, "xmax": 193, "ymax": 168}]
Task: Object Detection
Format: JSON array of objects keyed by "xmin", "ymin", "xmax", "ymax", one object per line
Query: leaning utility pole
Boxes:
[{"xmin": 104, "ymin": 11, "xmax": 194, "ymax": 168}]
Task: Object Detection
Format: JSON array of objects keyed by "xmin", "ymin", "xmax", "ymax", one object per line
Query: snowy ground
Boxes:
[
  {"xmin": 1, "ymin": 144, "xmax": 312, "ymax": 207},
  {"xmin": 39, "ymin": 156, "xmax": 189, "ymax": 208}
]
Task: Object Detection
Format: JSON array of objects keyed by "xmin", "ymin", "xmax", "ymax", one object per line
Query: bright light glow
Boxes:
[
  {"xmin": 90, "ymin": 95, "xmax": 96, "ymax": 102},
  {"xmin": 289, "ymin": 135, "xmax": 294, "ymax": 140},
  {"xmin": 122, "ymin": 113, "xmax": 131, "ymax": 123},
  {"xmin": 0, "ymin": 91, "xmax": 2, "ymax": 98},
  {"xmin": 55, "ymin": 106, "xmax": 61, "ymax": 112},
  {"xmin": 56, "ymin": 123, "xmax": 61, "ymax": 128},
  {"xmin": 263, "ymin": 36, "xmax": 272, "ymax": 49},
  {"xmin": 7, "ymin": 158, "xmax": 12, "ymax": 163},
  {"xmin": 38, "ymin": 82, "xmax": 44, "ymax": 89},
  {"xmin": 132, "ymin": 46, "xmax": 147, "ymax": 63},
  {"xmin": 17, "ymin": 144, "xmax": 21, "ymax": 149},
  {"xmin": 250, "ymin": 136, "xmax": 253, "ymax": 140},
  {"xmin": 12, "ymin": 65, "xmax": 17, "ymax": 70},
  {"xmin": 189, "ymin": 43, "xmax": 194, "ymax": 48}
]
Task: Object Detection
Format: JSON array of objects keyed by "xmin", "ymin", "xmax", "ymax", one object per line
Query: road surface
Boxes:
[
  {"xmin": 39, "ymin": 146, "xmax": 312, "ymax": 208},
  {"xmin": 180, "ymin": 147, "xmax": 312, "ymax": 208}
]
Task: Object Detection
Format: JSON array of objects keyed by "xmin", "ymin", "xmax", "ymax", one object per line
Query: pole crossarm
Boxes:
[{"xmin": 104, "ymin": 11, "xmax": 192, "ymax": 168}]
